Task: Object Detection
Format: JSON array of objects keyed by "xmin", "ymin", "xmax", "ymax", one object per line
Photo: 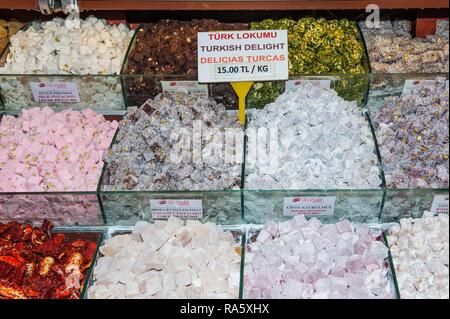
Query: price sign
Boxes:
[
  {"xmin": 150, "ymin": 199, "xmax": 203, "ymax": 219},
  {"xmin": 283, "ymin": 196, "xmax": 336, "ymax": 216},
  {"xmin": 161, "ymin": 81, "xmax": 208, "ymax": 98},
  {"xmin": 197, "ymin": 30, "xmax": 288, "ymax": 83},
  {"xmin": 30, "ymin": 82, "xmax": 80, "ymax": 103}
]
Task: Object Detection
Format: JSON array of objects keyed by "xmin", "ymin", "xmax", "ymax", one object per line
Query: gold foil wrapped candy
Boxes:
[{"xmin": 248, "ymin": 17, "xmax": 368, "ymax": 108}]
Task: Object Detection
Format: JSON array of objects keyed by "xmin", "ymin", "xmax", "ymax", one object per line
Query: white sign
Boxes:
[
  {"xmin": 197, "ymin": 30, "xmax": 288, "ymax": 83},
  {"xmin": 283, "ymin": 196, "xmax": 336, "ymax": 216},
  {"xmin": 150, "ymin": 199, "xmax": 203, "ymax": 219},
  {"xmin": 161, "ymin": 81, "xmax": 208, "ymax": 98},
  {"xmin": 430, "ymin": 195, "xmax": 449, "ymax": 215},
  {"xmin": 30, "ymin": 82, "xmax": 80, "ymax": 103},
  {"xmin": 285, "ymin": 79, "xmax": 332, "ymax": 92}
]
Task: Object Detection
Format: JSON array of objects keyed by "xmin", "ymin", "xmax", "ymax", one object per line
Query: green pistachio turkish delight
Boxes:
[{"xmin": 247, "ymin": 17, "xmax": 368, "ymax": 108}]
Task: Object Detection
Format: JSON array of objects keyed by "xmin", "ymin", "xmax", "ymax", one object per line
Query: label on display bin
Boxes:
[
  {"xmin": 161, "ymin": 81, "xmax": 208, "ymax": 98},
  {"xmin": 283, "ymin": 196, "xmax": 336, "ymax": 216},
  {"xmin": 430, "ymin": 195, "xmax": 449, "ymax": 215},
  {"xmin": 285, "ymin": 79, "xmax": 333, "ymax": 92},
  {"xmin": 150, "ymin": 199, "xmax": 203, "ymax": 219},
  {"xmin": 30, "ymin": 82, "xmax": 80, "ymax": 103},
  {"xmin": 197, "ymin": 30, "xmax": 289, "ymax": 83}
]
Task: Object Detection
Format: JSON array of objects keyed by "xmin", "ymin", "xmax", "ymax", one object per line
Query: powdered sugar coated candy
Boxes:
[
  {"xmin": 0, "ymin": 107, "xmax": 117, "ymax": 226},
  {"xmin": 388, "ymin": 211, "xmax": 449, "ymax": 299},
  {"xmin": 245, "ymin": 84, "xmax": 381, "ymax": 190},
  {"xmin": 103, "ymin": 93, "xmax": 243, "ymax": 191},
  {"xmin": 360, "ymin": 20, "xmax": 449, "ymax": 73},
  {"xmin": 89, "ymin": 218, "xmax": 241, "ymax": 299},
  {"xmin": 372, "ymin": 78, "xmax": 449, "ymax": 189},
  {"xmin": 244, "ymin": 217, "xmax": 394, "ymax": 299},
  {"xmin": 0, "ymin": 107, "xmax": 117, "ymax": 192}
]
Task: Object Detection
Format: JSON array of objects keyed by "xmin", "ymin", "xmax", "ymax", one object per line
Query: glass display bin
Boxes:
[
  {"xmin": 380, "ymin": 188, "xmax": 448, "ymax": 223},
  {"xmin": 0, "ymin": 110, "xmax": 119, "ymax": 227},
  {"xmin": 84, "ymin": 223, "xmax": 245, "ymax": 299},
  {"xmin": 0, "ymin": 20, "xmax": 137, "ymax": 114},
  {"xmin": 98, "ymin": 90, "xmax": 245, "ymax": 225},
  {"xmin": 365, "ymin": 73, "xmax": 449, "ymax": 222},
  {"xmin": 2, "ymin": 73, "xmax": 447, "ymax": 228},
  {"xmin": 238, "ymin": 208, "xmax": 402, "ymax": 299}
]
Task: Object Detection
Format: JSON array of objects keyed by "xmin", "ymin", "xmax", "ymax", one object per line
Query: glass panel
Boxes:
[
  {"xmin": 243, "ymin": 189, "xmax": 383, "ymax": 224},
  {"xmin": 380, "ymin": 188, "xmax": 448, "ymax": 223},
  {"xmin": 0, "ymin": 192, "xmax": 105, "ymax": 226},
  {"xmin": 100, "ymin": 190, "xmax": 243, "ymax": 226},
  {"xmin": 0, "ymin": 74, "xmax": 126, "ymax": 113},
  {"xmin": 98, "ymin": 87, "xmax": 244, "ymax": 226}
]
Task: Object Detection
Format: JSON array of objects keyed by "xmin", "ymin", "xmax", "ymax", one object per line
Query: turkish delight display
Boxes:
[
  {"xmin": 88, "ymin": 217, "xmax": 241, "ymax": 299},
  {"xmin": 248, "ymin": 18, "xmax": 369, "ymax": 108},
  {"xmin": 244, "ymin": 216, "xmax": 394, "ymax": 299},
  {"xmin": 0, "ymin": 16, "xmax": 134, "ymax": 110},
  {"xmin": 371, "ymin": 78, "xmax": 449, "ymax": 189},
  {"xmin": 360, "ymin": 20, "xmax": 449, "ymax": 73},
  {"xmin": 0, "ymin": 107, "xmax": 118, "ymax": 192},
  {"xmin": 100, "ymin": 93, "xmax": 243, "ymax": 225},
  {"xmin": 123, "ymin": 20, "xmax": 246, "ymax": 107},
  {"xmin": 245, "ymin": 84, "xmax": 381, "ymax": 190},
  {"xmin": 0, "ymin": 107, "xmax": 118, "ymax": 226},
  {"xmin": 103, "ymin": 93, "xmax": 242, "ymax": 191},
  {"xmin": 0, "ymin": 220, "xmax": 99, "ymax": 299},
  {"xmin": 387, "ymin": 211, "xmax": 449, "ymax": 299}
]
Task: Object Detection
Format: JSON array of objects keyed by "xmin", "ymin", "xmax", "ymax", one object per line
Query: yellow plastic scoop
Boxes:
[{"xmin": 231, "ymin": 81, "xmax": 254, "ymax": 125}]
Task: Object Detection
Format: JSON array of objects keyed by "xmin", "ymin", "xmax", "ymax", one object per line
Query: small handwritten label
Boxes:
[
  {"xmin": 283, "ymin": 196, "xmax": 336, "ymax": 216},
  {"xmin": 285, "ymin": 79, "xmax": 332, "ymax": 92},
  {"xmin": 30, "ymin": 82, "xmax": 80, "ymax": 103},
  {"xmin": 430, "ymin": 195, "xmax": 449, "ymax": 215},
  {"xmin": 150, "ymin": 199, "xmax": 203, "ymax": 219},
  {"xmin": 161, "ymin": 81, "xmax": 208, "ymax": 98}
]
